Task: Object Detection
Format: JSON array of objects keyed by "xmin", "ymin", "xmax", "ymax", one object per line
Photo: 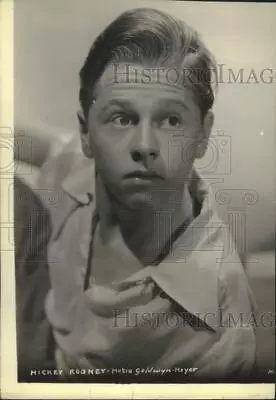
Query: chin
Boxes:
[{"xmin": 122, "ymin": 190, "xmax": 154, "ymax": 210}]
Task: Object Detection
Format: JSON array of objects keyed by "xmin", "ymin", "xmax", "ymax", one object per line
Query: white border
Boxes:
[{"xmin": 0, "ymin": 0, "xmax": 275, "ymax": 398}]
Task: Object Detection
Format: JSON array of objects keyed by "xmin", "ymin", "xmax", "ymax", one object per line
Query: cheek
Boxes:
[
  {"xmin": 89, "ymin": 121, "xmax": 128, "ymax": 155},
  {"xmin": 92, "ymin": 137, "xmax": 118, "ymax": 174},
  {"xmin": 161, "ymin": 136, "xmax": 198, "ymax": 176},
  {"xmin": 88, "ymin": 127, "xmax": 127, "ymax": 180}
]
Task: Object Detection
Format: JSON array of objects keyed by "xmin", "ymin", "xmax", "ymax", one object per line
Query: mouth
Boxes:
[{"xmin": 124, "ymin": 170, "xmax": 163, "ymax": 181}]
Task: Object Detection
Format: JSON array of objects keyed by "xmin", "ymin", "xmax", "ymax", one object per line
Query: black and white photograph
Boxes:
[{"xmin": 1, "ymin": 0, "xmax": 275, "ymax": 395}]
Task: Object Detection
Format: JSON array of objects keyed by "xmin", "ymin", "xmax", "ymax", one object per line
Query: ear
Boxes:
[
  {"xmin": 77, "ymin": 110, "xmax": 94, "ymax": 158},
  {"xmin": 195, "ymin": 111, "xmax": 214, "ymax": 159}
]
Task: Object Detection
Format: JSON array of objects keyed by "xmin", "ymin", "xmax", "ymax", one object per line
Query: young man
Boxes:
[{"xmin": 35, "ymin": 8, "xmax": 256, "ymax": 382}]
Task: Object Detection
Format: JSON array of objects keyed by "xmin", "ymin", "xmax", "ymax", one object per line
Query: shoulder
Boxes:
[
  {"xmin": 36, "ymin": 149, "xmax": 80, "ymax": 240},
  {"xmin": 14, "ymin": 176, "xmax": 51, "ymax": 250},
  {"xmin": 37, "ymin": 144, "xmax": 95, "ymax": 242},
  {"xmin": 38, "ymin": 139, "xmax": 83, "ymax": 190}
]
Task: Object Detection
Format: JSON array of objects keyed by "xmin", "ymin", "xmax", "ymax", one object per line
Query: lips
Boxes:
[{"xmin": 124, "ymin": 170, "xmax": 163, "ymax": 180}]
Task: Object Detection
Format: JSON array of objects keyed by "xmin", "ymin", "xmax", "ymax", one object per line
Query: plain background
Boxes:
[{"xmin": 14, "ymin": 0, "xmax": 276, "ymax": 256}]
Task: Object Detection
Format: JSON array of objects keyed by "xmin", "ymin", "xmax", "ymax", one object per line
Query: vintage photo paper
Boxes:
[{"xmin": 1, "ymin": 0, "xmax": 275, "ymax": 398}]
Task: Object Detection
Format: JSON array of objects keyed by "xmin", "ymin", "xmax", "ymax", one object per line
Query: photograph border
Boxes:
[{"xmin": 0, "ymin": 0, "xmax": 275, "ymax": 398}]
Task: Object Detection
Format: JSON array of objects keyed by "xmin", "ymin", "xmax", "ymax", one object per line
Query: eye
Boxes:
[
  {"xmin": 160, "ymin": 115, "xmax": 182, "ymax": 130},
  {"xmin": 111, "ymin": 113, "xmax": 137, "ymax": 127}
]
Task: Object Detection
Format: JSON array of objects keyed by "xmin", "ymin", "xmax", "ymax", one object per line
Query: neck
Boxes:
[{"xmin": 96, "ymin": 176, "xmax": 194, "ymax": 265}]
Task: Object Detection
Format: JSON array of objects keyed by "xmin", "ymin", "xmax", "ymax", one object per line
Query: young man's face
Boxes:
[{"xmin": 80, "ymin": 62, "xmax": 212, "ymax": 209}]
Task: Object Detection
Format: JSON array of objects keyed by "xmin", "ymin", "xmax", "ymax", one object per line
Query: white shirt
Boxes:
[{"xmin": 40, "ymin": 150, "xmax": 257, "ymax": 381}]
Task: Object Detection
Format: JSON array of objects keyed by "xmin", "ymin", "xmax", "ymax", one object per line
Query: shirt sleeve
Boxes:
[{"xmin": 194, "ymin": 256, "xmax": 257, "ymax": 380}]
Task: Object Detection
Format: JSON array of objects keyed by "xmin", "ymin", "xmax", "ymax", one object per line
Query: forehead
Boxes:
[{"xmin": 94, "ymin": 62, "xmax": 200, "ymax": 112}]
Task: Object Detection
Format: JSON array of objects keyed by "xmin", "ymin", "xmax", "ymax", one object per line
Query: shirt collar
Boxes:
[
  {"xmin": 149, "ymin": 173, "xmax": 222, "ymax": 332},
  {"xmin": 61, "ymin": 154, "xmax": 96, "ymax": 204},
  {"xmin": 61, "ymin": 156, "xmax": 221, "ymax": 331},
  {"xmin": 155, "ymin": 172, "xmax": 222, "ymax": 331}
]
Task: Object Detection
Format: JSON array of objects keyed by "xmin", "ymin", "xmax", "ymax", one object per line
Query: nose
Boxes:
[{"xmin": 130, "ymin": 121, "xmax": 160, "ymax": 165}]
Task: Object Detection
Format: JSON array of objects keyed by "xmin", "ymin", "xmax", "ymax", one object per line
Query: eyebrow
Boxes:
[{"xmin": 99, "ymin": 99, "xmax": 135, "ymax": 113}]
